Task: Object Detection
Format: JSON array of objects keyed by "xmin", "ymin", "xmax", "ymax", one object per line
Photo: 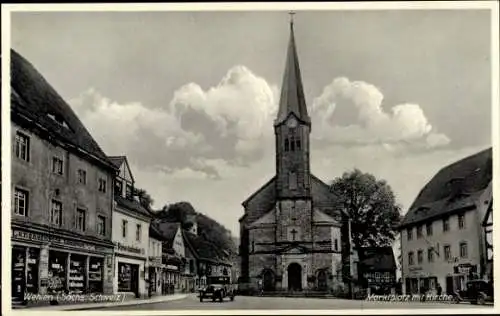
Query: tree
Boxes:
[
  {"xmin": 135, "ymin": 188, "xmax": 154, "ymax": 211},
  {"xmin": 330, "ymin": 169, "xmax": 401, "ymax": 250}
]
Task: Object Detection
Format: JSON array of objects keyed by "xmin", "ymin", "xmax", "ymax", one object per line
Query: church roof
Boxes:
[
  {"xmin": 274, "ymin": 21, "xmax": 310, "ymax": 126},
  {"xmin": 240, "ymin": 174, "xmax": 346, "ymax": 226},
  {"xmin": 400, "ymin": 147, "xmax": 492, "ymax": 229},
  {"xmin": 10, "ymin": 49, "xmax": 117, "ymax": 172}
]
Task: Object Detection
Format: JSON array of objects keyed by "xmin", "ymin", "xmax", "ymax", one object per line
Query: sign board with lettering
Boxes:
[
  {"xmin": 116, "ymin": 242, "xmax": 145, "ymax": 256},
  {"xmin": 166, "ymin": 265, "xmax": 178, "ymax": 271},
  {"xmin": 12, "ymin": 230, "xmax": 109, "ymax": 253}
]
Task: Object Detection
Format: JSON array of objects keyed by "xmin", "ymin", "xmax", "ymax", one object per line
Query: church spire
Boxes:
[{"xmin": 275, "ymin": 12, "xmax": 310, "ymax": 126}]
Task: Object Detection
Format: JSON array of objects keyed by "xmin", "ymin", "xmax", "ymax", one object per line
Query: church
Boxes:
[{"xmin": 239, "ymin": 18, "xmax": 353, "ymax": 293}]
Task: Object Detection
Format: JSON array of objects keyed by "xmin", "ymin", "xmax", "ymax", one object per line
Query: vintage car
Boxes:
[
  {"xmin": 199, "ymin": 276, "xmax": 235, "ymax": 302},
  {"xmin": 454, "ymin": 279, "xmax": 494, "ymax": 305}
]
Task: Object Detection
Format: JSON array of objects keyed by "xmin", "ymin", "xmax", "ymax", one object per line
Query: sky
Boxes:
[{"xmin": 11, "ymin": 9, "xmax": 492, "ymax": 238}]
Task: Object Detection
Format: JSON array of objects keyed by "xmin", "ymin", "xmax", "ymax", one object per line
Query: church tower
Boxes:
[
  {"xmin": 274, "ymin": 16, "xmax": 312, "ymax": 200},
  {"xmin": 274, "ymin": 16, "xmax": 313, "ymax": 247}
]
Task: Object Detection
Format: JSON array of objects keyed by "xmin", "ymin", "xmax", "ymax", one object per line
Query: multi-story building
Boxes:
[
  {"xmin": 148, "ymin": 224, "xmax": 164, "ymax": 296},
  {"xmin": 399, "ymin": 148, "xmax": 492, "ymax": 295},
  {"xmin": 10, "ymin": 49, "xmax": 118, "ymax": 305},
  {"xmin": 109, "ymin": 156, "xmax": 152, "ymax": 299}
]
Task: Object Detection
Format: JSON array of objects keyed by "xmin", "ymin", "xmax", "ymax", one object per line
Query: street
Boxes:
[{"xmin": 85, "ymin": 294, "xmax": 492, "ymax": 310}]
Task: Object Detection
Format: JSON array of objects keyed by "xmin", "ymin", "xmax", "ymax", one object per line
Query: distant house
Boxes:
[{"xmin": 357, "ymin": 247, "xmax": 397, "ymax": 295}]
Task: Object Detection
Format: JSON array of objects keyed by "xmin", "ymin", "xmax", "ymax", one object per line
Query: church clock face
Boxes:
[{"xmin": 287, "ymin": 117, "xmax": 298, "ymax": 128}]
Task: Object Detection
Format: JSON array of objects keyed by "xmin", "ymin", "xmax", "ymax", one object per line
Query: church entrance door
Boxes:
[
  {"xmin": 287, "ymin": 263, "xmax": 302, "ymax": 291},
  {"xmin": 317, "ymin": 270, "xmax": 328, "ymax": 291},
  {"xmin": 263, "ymin": 270, "xmax": 275, "ymax": 291}
]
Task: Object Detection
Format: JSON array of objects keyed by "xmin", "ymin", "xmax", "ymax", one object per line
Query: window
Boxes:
[
  {"xmin": 460, "ymin": 242, "xmax": 468, "ymax": 258},
  {"xmin": 136, "ymin": 224, "xmax": 141, "ymax": 241},
  {"xmin": 417, "ymin": 226, "xmax": 423, "ymax": 239},
  {"xmin": 52, "ymin": 157, "xmax": 64, "ymax": 175},
  {"xmin": 407, "ymin": 228, "xmax": 413, "ymax": 241},
  {"xmin": 426, "ymin": 223, "xmax": 433, "ymax": 236},
  {"xmin": 288, "ymin": 172, "xmax": 298, "ymax": 190},
  {"xmin": 97, "ymin": 215, "xmax": 106, "ymax": 236},
  {"xmin": 77, "ymin": 169, "xmax": 87, "ymax": 185},
  {"xmin": 76, "ymin": 208, "xmax": 86, "ymax": 231},
  {"xmin": 284, "ymin": 138, "xmax": 289, "ymax": 152},
  {"xmin": 334, "ymin": 239, "xmax": 339, "ymax": 252},
  {"xmin": 443, "ymin": 217, "xmax": 449, "ymax": 232},
  {"xmin": 444, "ymin": 245, "xmax": 451, "ymax": 261},
  {"xmin": 417, "ymin": 250, "xmax": 423, "ymax": 264},
  {"xmin": 122, "ymin": 219, "xmax": 128, "ymax": 238},
  {"xmin": 427, "ymin": 248, "xmax": 434, "ymax": 263},
  {"xmin": 14, "ymin": 188, "xmax": 28, "ymax": 216},
  {"xmin": 290, "ymin": 137, "xmax": 295, "ymax": 151},
  {"xmin": 50, "ymin": 200, "xmax": 62, "ymax": 226},
  {"xmin": 115, "ymin": 180, "xmax": 123, "ymax": 196},
  {"xmin": 295, "ymin": 138, "xmax": 301, "ymax": 150},
  {"xmin": 98, "ymin": 178, "xmax": 107, "ymax": 193},
  {"xmin": 408, "ymin": 252, "xmax": 414, "ymax": 265},
  {"xmin": 126, "ymin": 184, "xmax": 133, "ymax": 199},
  {"xmin": 15, "ymin": 132, "xmax": 30, "ymax": 161},
  {"xmin": 458, "ymin": 213, "xmax": 465, "ymax": 229}
]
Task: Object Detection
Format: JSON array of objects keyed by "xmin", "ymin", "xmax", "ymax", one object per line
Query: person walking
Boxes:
[{"xmin": 258, "ymin": 279, "xmax": 263, "ymax": 296}]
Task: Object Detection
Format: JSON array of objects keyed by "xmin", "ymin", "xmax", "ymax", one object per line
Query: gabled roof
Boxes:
[
  {"xmin": 155, "ymin": 221, "xmax": 181, "ymax": 249},
  {"xmin": 357, "ymin": 246, "xmax": 397, "ymax": 272},
  {"xmin": 10, "ymin": 49, "xmax": 117, "ymax": 172},
  {"xmin": 400, "ymin": 147, "xmax": 492, "ymax": 228},
  {"xmin": 115, "ymin": 195, "xmax": 152, "ymax": 219},
  {"xmin": 275, "ymin": 21, "xmax": 310, "ymax": 126},
  {"xmin": 108, "ymin": 156, "xmax": 126, "ymax": 169}
]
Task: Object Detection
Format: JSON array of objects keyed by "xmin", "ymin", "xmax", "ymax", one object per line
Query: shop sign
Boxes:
[
  {"xmin": 455, "ymin": 263, "xmax": 476, "ymax": 274},
  {"xmin": 12, "ymin": 230, "xmax": 104, "ymax": 252},
  {"xmin": 166, "ymin": 265, "xmax": 178, "ymax": 271},
  {"xmin": 149, "ymin": 256, "xmax": 162, "ymax": 266},
  {"xmin": 116, "ymin": 242, "xmax": 145, "ymax": 255}
]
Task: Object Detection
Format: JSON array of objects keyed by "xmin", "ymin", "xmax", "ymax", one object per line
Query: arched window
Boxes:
[{"xmin": 284, "ymin": 138, "xmax": 289, "ymax": 152}]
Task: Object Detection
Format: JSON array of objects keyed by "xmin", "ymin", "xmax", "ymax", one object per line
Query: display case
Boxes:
[
  {"xmin": 69, "ymin": 255, "xmax": 85, "ymax": 294},
  {"xmin": 47, "ymin": 252, "xmax": 67, "ymax": 294},
  {"xmin": 26, "ymin": 248, "xmax": 40, "ymax": 294},
  {"xmin": 118, "ymin": 263, "xmax": 132, "ymax": 292},
  {"xmin": 88, "ymin": 257, "xmax": 103, "ymax": 293},
  {"xmin": 12, "ymin": 247, "xmax": 26, "ymax": 300}
]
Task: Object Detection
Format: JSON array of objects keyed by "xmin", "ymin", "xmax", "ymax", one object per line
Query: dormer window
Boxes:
[{"xmin": 47, "ymin": 113, "xmax": 69, "ymax": 129}]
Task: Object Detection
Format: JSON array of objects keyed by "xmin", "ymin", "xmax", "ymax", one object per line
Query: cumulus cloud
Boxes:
[
  {"xmin": 310, "ymin": 77, "xmax": 450, "ymax": 150},
  {"xmin": 70, "ymin": 66, "xmax": 278, "ymax": 178}
]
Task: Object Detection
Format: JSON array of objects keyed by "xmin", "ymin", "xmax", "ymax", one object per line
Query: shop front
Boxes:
[
  {"xmin": 114, "ymin": 242, "xmax": 148, "ymax": 299},
  {"xmin": 162, "ymin": 255, "xmax": 183, "ymax": 294},
  {"xmin": 11, "ymin": 224, "xmax": 115, "ymax": 303},
  {"xmin": 148, "ymin": 255, "xmax": 163, "ymax": 296}
]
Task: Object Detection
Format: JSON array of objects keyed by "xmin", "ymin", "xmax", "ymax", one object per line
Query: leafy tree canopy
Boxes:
[{"xmin": 330, "ymin": 169, "xmax": 401, "ymax": 250}]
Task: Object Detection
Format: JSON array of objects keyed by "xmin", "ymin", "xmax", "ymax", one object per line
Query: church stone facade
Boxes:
[{"xmin": 239, "ymin": 21, "xmax": 352, "ymax": 292}]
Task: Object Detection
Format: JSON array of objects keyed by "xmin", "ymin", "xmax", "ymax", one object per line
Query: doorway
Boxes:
[
  {"xmin": 287, "ymin": 263, "xmax": 302, "ymax": 291},
  {"xmin": 262, "ymin": 269, "xmax": 275, "ymax": 291},
  {"xmin": 445, "ymin": 276, "xmax": 454, "ymax": 295},
  {"xmin": 317, "ymin": 269, "xmax": 328, "ymax": 291}
]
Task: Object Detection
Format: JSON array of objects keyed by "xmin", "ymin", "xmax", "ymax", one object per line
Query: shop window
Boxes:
[
  {"xmin": 14, "ymin": 188, "xmax": 29, "ymax": 216},
  {"xmin": 88, "ymin": 257, "xmax": 103, "ymax": 293},
  {"xmin": 122, "ymin": 219, "xmax": 128, "ymax": 238},
  {"xmin": 52, "ymin": 157, "xmax": 64, "ymax": 175},
  {"xmin": 97, "ymin": 215, "xmax": 106, "ymax": 236},
  {"xmin": 15, "ymin": 131, "xmax": 30, "ymax": 162},
  {"xmin": 12, "ymin": 247, "xmax": 26, "ymax": 299},
  {"xmin": 77, "ymin": 169, "xmax": 87, "ymax": 185},
  {"xmin": 118, "ymin": 263, "xmax": 133, "ymax": 292},
  {"xmin": 75, "ymin": 208, "xmax": 86, "ymax": 232},
  {"xmin": 48, "ymin": 251, "xmax": 67, "ymax": 294},
  {"xmin": 69, "ymin": 255, "xmax": 85, "ymax": 294},
  {"xmin": 50, "ymin": 200, "xmax": 63, "ymax": 226}
]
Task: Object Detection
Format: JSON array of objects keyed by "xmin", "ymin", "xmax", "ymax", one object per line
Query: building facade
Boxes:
[
  {"xmin": 399, "ymin": 148, "xmax": 492, "ymax": 295},
  {"xmin": 109, "ymin": 156, "xmax": 152, "ymax": 299},
  {"xmin": 10, "ymin": 49, "xmax": 117, "ymax": 306},
  {"xmin": 356, "ymin": 247, "xmax": 397, "ymax": 295},
  {"xmin": 239, "ymin": 21, "xmax": 350, "ymax": 293},
  {"xmin": 148, "ymin": 225, "xmax": 164, "ymax": 296}
]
